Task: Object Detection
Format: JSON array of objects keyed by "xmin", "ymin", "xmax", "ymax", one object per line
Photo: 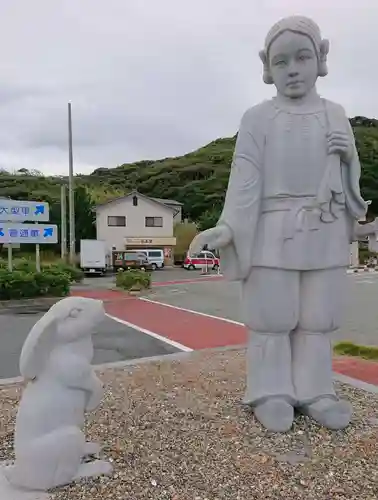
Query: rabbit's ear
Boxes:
[{"xmin": 19, "ymin": 310, "xmax": 58, "ymax": 379}]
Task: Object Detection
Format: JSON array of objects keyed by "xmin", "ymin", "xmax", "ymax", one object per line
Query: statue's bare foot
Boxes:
[
  {"xmin": 300, "ymin": 397, "xmax": 352, "ymax": 430},
  {"xmin": 254, "ymin": 398, "xmax": 294, "ymax": 432}
]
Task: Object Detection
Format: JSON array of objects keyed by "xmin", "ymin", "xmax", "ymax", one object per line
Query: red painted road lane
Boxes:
[
  {"xmin": 105, "ymin": 297, "xmax": 247, "ymax": 350},
  {"xmin": 333, "ymin": 357, "xmax": 378, "ymax": 386},
  {"xmin": 72, "ymin": 289, "xmax": 378, "ymax": 386}
]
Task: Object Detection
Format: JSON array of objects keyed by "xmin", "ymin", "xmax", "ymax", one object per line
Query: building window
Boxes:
[
  {"xmin": 145, "ymin": 216, "xmax": 163, "ymax": 227},
  {"xmin": 108, "ymin": 215, "xmax": 126, "ymax": 227},
  {"xmin": 132, "ymin": 195, "xmax": 138, "ymax": 206}
]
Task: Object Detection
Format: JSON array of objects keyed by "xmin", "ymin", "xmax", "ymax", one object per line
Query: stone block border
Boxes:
[{"xmin": 0, "ymin": 297, "xmax": 61, "ymax": 315}]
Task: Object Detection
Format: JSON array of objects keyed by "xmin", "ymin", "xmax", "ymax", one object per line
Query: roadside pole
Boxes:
[
  {"xmin": 35, "ymin": 242, "xmax": 40, "ymax": 272},
  {"xmin": 7, "ymin": 244, "xmax": 12, "ymax": 271},
  {"xmin": 61, "ymin": 184, "xmax": 67, "ymax": 260},
  {"xmin": 68, "ymin": 102, "xmax": 75, "ymax": 265},
  {"xmin": 35, "ymin": 220, "xmax": 41, "ymax": 272}
]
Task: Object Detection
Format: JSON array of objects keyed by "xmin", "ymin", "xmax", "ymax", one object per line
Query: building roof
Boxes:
[
  {"xmin": 150, "ymin": 197, "xmax": 182, "ymax": 206},
  {"xmin": 95, "ymin": 190, "xmax": 182, "ymax": 211}
]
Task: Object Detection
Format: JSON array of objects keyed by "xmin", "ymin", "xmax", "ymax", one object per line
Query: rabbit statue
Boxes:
[{"xmin": 5, "ymin": 296, "xmax": 113, "ymax": 491}]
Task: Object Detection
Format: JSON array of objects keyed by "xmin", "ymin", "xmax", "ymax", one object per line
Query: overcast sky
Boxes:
[{"xmin": 0, "ymin": 0, "xmax": 376, "ymax": 176}]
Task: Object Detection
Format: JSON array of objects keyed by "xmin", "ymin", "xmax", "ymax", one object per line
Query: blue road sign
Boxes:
[
  {"xmin": 0, "ymin": 200, "xmax": 50, "ymax": 222},
  {"xmin": 0, "ymin": 223, "xmax": 58, "ymax": 244}
]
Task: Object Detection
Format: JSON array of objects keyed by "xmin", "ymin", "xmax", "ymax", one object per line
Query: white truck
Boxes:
[{"xmin": 80, "ymin": 239, "xmax": 107, "ymax": 275}]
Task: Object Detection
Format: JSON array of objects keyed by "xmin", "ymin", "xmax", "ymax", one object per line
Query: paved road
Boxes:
[
  {"xmin": 144, "ymin": 272, "xmax": 378, "ymax": 347},
  {"xmin": 0, "ymin": 269, "xmax": 215, "ymax": 380},
  {"xmin": 0, "ymin": 314, "xmax": 178, "ymax": 380},
  {"xmin": 3, "ymin": 270, "xmax": 376, "ymax": 379}
]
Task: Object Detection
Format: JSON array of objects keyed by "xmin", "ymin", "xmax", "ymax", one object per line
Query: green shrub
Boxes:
[
  {"xmin": 0, "ymin": 258, "xmax": 83, "ymax": 283},
  {"xmin": 0, "ymin": 269, "xmax": 39, "ymax": 300},
  {"xmin": 0, "ymin": 257, "xmax": 35, "ymax": 272},
  {"xmin": 47, "ymin": 261, "xmax": 84, "ymax": 283},
  {"xmin": 0, "ymin": 267, "xmax": 70, "ymax": 300},
  {"xmin": 115, "ymin": 269, "xmax": 151, "ymax": 292},
  {"xmin": 35, "ymin": 270, "xmax": 70, "ymax": 297},
  {"xmin": 13, "ymin": 258, "xmax": 36, "ymax": 272}
]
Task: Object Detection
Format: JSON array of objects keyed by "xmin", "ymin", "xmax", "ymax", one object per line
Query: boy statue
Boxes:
[{"xmin": 190, "ymin": 16, "xmax": 374, "ymax": 432}]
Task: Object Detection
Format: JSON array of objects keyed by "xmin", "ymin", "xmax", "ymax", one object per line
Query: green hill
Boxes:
[
  {"xmin": 0, "ymin": 115, "xmax": 378, "ymax": 250},
  {"xmin": 84, "ymin": 135, "xmax": 236, "ymax": 224},
  {"xmin": 84, "ymin": 115, "xmax": 378, "ymax": 225}
]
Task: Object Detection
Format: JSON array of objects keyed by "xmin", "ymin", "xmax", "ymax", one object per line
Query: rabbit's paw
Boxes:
[
  {"xmin": 73, "ymin": 460, "xmax": 113, "ymax": 481},
  {"xmin": 83, "ymin": 442, "xmax": 101, "ymax": 458}
]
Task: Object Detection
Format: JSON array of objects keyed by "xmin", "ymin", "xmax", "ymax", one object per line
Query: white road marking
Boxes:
[
  {"xmin": 105, "ymin": 313, "xmax": 192, "ymax": 352},
  {"xmin": 139, "ymin": 297, "xmax": 244, "ymax": 326}
]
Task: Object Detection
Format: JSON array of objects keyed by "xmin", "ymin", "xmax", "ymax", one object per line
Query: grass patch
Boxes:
[{"xmin": 334, "ymin": 341, "xmax": 378, "ymax": 361}]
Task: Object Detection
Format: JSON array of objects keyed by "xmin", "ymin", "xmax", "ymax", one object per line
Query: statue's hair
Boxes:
[{"xmin": 259, "ymin": 15, "xmax": 329, "ymax": 84}]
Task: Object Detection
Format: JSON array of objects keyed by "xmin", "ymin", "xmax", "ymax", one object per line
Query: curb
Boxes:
[
  {"xmin": 347, "ymin": 268, "xmax": 378, "ymax": 274},
  {"xmin": 0, "ymin": 346, "xmax": 238, "ymax": 387},
  {"xmin": 1, "ymin": 346, "xmax": 377, "ymax": 394},
  {"xmin": 333, "ymin": 372, "xmax": 378, "ymax": 394},
  {"xmin": 0, "ymin": 297, "xmax": 60, "ymax": 315}
]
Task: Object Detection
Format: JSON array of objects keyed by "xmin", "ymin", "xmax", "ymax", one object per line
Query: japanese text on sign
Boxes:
[
  {"xmin": 0, "ymin": 206, "xmax": 30, "ymax": 216},
  {"xmin": 0, "ymin": 200, "xmax": 49, "ymax": 222},
  {"xmin": 0, "ymin": 223, "xmax": 58, "ymax": 244},
  {"xmin": 1, "ymin": 228, "xmax": 42, "ymax": 238}
]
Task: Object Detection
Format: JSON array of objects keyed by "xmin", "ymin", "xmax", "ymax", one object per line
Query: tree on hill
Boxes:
[
  {"xmin": 351, "ymin": 117, "xmax": 378, "ymax": 217},
  {"xmin": 0, "ymin": 115, "xmax": 377, "ymax": 251},
  {"xmin": 86, "ymin": 117, "xmax": 378, "ymax": 223}
]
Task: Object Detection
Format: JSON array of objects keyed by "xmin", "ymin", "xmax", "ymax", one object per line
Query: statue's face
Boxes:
[{"xmin": 268, "ymin": 31, "xmax": 318, "ymax": 99}]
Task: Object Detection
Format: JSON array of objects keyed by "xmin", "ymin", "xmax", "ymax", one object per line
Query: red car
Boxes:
[{"xmin": 183, "ymin": 250, "xmax": 220, "ymax": 271}]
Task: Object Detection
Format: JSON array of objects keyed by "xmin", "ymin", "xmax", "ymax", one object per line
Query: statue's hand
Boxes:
[
  {"xmin": 354, "ymin": 217, "xmax": 378, "ymax": 239},
  {"xmin": 327, "ymin": 131, "xmax": 353, "ymax": 164},
  {"xmin": 189, "ymin": 225, "xmax": 232, "ymax": 255}
]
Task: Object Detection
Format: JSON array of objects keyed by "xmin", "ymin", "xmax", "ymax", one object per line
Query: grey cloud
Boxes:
[
  {"xmin": 0, "ymin": 83, "xmax": 46, "ymax": 106},
  {"xmin": 0, "ymin": 0, "xmax": 377, "ymax": 175}
]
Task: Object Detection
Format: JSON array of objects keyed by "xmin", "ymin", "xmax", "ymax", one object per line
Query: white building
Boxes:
[
  {"xmin": 350, "ymin": 205, "xmax": 370, "ymax": 267},
  {"xmin": 95, "ymin": 191, "xmax": 182, "ymax": 265}
]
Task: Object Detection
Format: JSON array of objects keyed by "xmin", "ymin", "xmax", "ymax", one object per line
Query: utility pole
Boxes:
[
  {"xmin": 68, "ymin": 102, "xmax": 75, "ymax": 264},
  {"xmin": 61, "ymin": 184, "xmax": 67, "ymax": 260}
]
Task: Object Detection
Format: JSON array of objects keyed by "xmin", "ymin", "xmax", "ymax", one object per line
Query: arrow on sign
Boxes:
[
  {"xmin": 35, "ymin": 205, "xmax": 45, "ymax": 215},
  {"xmin": 43, "ymin": 227, "xmax": 54, "ymax": 238},
  {"xmin": 0, "ymin": 228, "xmax": 4, "ymax": 237}
]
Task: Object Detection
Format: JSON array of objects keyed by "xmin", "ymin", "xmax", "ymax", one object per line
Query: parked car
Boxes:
[
  {"xmin": 112, "ymin": 251, "xmax": 153, "ymax": 272},
  {"xmin": 183, "ymin": 251, "xmax": 220, "ymax": 270},
  {"xmin": 138, "ymin": 248, "xmax": 165, "ymax": 270}
]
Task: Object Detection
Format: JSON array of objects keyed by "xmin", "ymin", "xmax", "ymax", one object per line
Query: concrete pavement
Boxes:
[
  {"xmin": 0, "ymin": 313, "xmax": 178, "ymax": 379},
  {"xmin": 0, "ymin": 269, "xmax": 215, "ymax": 380},
  {"xmin": 2, "ymin": 269, "xmax": 377, "ymax": 381},
  {"xmin": 142, "ymin": 271, "xmax": 378, "ymax": 347},
  {"xmin": 72, "ymin": 284, "xmax": 378, "ymax": 386}
]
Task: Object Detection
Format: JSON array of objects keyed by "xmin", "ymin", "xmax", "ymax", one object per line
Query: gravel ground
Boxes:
[{"xmin": 1, "ymin": 349, "xmax": 377, "ymax": 500}]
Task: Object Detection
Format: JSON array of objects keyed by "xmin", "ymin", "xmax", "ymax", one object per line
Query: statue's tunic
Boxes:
[{"xmin": 218, "ymin": 96, "xmax": 367, "ymax": 280}]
